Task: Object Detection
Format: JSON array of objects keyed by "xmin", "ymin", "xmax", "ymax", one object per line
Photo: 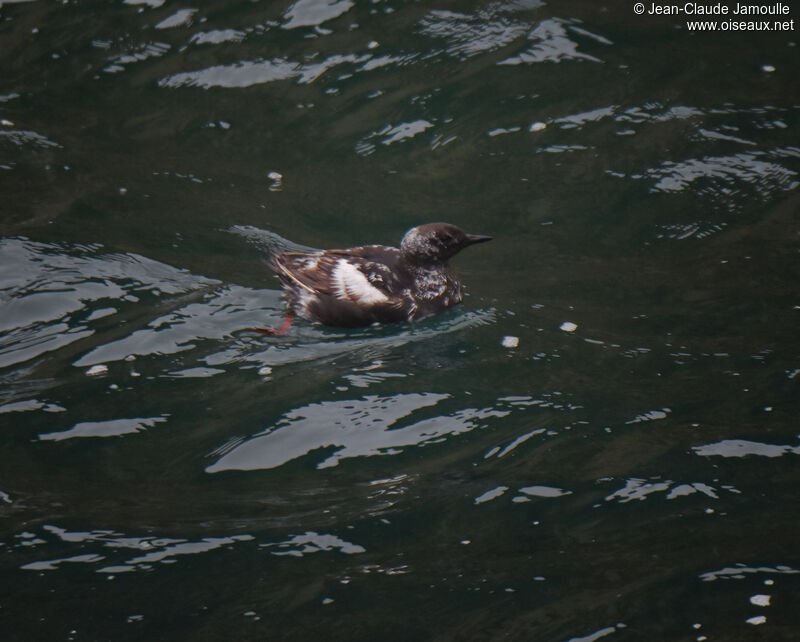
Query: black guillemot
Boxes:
[{"xmin": 262, "ymin": 223, "xmax": 491, "ymax": 331}]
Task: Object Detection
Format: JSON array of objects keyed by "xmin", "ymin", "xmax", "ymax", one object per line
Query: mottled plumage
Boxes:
[{"xmin": 271, "ymin": 223, "xmax": 491, "ymax": 327}]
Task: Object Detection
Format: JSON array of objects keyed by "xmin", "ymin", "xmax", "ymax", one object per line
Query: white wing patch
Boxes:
[
  {"xmin": 303, "ymin": 254, "xmax": 322, "ymax": 270},
  {"xmin": 332, "ymin": 259, "xmax": 389, "ymax": 305}
]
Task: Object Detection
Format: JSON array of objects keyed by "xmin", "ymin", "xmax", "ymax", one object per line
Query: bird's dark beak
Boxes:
[{"xmin": 465, "ymin": 234, "xmax": 492, "ymax": 246}]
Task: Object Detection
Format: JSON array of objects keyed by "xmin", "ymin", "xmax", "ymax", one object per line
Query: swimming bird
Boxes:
[{"xmin": 262, "ymin": 223, "xmax": 491, "ymax": 331}]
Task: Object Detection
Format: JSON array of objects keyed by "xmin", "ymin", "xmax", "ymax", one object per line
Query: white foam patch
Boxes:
[{"xmin": 85, "ymin": 364, "xmax": 108, "ymax": 376}]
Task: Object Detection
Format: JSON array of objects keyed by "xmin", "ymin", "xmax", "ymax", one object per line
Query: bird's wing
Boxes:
[
  {"xmin": 272, "ymin": 252, "xmax": 332, "ymax": 295},
  {"xmin": 273, "ymin": 248, "xmax": 405, "ymax": 308}
]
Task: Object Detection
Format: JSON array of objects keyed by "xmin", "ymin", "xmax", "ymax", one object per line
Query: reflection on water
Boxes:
[
  {"xmin": 39, "ymin": 416, "xmax": 168, "ymax": 442},
  {"xmin": 206, "ymin": 392, "xmax": 510, "ymax": 472},
  {"xmin": 0, "ymin": 237, "xmax": 217, "ymax": 368},
  {"xmin": 2, "ymin": 0, "xmax": 799, "ymax": 639},
  {"xmin": 693, "ymin": 438, "xmax": 800, "ymax": 458}
]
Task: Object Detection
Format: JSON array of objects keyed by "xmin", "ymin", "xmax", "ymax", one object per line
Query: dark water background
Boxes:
[{"xmin": 1, "ymin": 0, "xmax": 799, "ymax": 640}]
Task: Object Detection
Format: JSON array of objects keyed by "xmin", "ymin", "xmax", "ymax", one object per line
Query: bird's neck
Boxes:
[{"xmin": 402, "ymin": 254, "xmax": 449, "ymax": 271}]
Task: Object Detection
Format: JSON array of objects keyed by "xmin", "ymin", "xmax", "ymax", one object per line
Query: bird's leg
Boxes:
[{"xmin": 250, "ymin": 312, "xmax": 295, "ymax": 336}]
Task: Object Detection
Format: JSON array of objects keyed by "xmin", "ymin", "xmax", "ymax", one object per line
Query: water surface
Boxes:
[{"xmin": 1, "ymin": 0, "xmax": 799, "ymax": 640}]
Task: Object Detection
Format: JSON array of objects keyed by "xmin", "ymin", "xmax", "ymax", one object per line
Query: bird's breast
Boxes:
[{"xmin": 411, "ymin": 268, "xmax": 461, "ymax": 303}]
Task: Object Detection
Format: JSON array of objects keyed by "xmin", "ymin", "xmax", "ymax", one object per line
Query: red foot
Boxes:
[{"xmin": 250, "ymin": 312, "xmax": 295, "ymax": 336}]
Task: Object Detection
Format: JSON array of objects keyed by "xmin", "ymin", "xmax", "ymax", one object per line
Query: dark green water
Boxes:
[{"xmin": 1, "ymin": 0, "xmax": 799, "ymax": 640}]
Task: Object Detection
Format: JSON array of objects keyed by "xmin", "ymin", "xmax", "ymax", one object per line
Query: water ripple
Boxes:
[
  {"xmin": 11, "ymin": 523, "xmax": 368, "ymax": 575},
  {"xmin": 206, "ymin": 388, "xmax": 583, "ymax": 472},
  {"xmin": 0, "ymin": 238, "xmax": 217, "ymax": 369},
  {"xmin": 418, "ymin": 8, "xmax": 529, "ymax": 60},
  {"xmin": 103, "ymin": 41, "xmax": 170, "ymax": 74},
  {"xmin": 647, "ymin": 150, "xmax": 799, "ymax": 196},
  {"xmin": 206, "ymin": 392, "xmax": 467, "ymax": 472},
  {"xmin": 0, "ymin": 128, "xmax": 61, "ymax": 149},
  {"xmin": 2, "ymin": 0, "xmax": 798, "ymax": 636},
  {"xmin": 693, "ymin": 439, "xmax": 800, "ymax": 458},
  {"xmin": 282, "ymin": 0, "xmax": 355, "ymax": 30},
  {"xmin": 38, "ymin": 416, "xmax": 168, "ymax": 442},
  {"xmin": 264, "ymin": 531, "xmax": 364, "ymax": 557},
  {"xmin": 498, "ymin": 18, "xmax": 607, "ymax": 65},
  {"xmin": 72, "ymin": 284, "xmax": 281, "ymax": 367}
]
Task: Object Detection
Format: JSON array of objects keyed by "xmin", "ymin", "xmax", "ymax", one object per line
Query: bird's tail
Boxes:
[{"xmin": 228, "ymin": 225, "xmax": 317, "ymax": 265}]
